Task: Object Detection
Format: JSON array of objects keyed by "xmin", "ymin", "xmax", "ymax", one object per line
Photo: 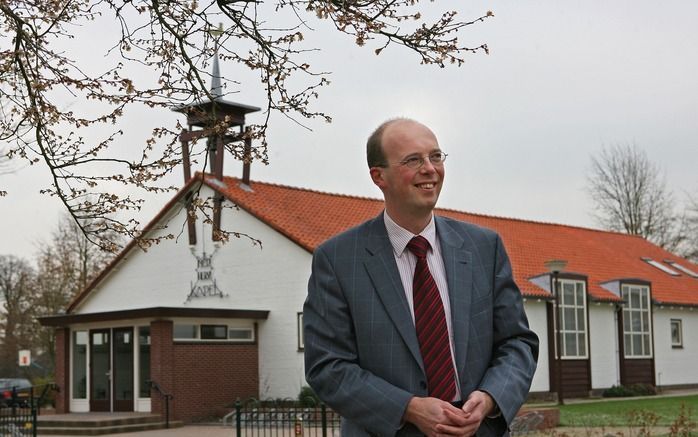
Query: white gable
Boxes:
[
  {"xmin": 75, "ymin": 185, "xmax": 312, "ymax": 313},
  {"xmin": 74, "ymin": 185, "xmax": 312, "ymax": 398}
]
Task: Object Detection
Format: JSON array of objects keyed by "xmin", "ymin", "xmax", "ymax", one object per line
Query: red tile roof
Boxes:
[
  {"xmin": 208, "ymin": 175, "xmax": 698, "ymax": 307},
  {"xmin": 66, "ymin": 173, "xmax": 698, "ymax": 312}
]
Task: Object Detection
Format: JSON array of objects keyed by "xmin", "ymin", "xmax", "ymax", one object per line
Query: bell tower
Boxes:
[{"xmin": 173, "ymin": 45, "xmax": 260, "ymax": 245}]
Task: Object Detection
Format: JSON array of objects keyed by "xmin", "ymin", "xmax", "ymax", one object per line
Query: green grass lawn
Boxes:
[{"xmin": 558, "ymin": 395, "xmax": 698, "ymax": 427}]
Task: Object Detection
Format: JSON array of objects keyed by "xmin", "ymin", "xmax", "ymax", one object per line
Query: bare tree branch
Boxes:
[
  {"xmin": 586, "ymin": 143, "xmax": 688, "ymax": 253},
  {"xmin": 1, "ymin": 0, "xmax": 491, "ymax": 251}
]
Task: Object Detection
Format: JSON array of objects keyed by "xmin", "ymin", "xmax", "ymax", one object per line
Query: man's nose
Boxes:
[{"xmin": 419, "ymin": 158, "xmax": 437, "ymax": 173}]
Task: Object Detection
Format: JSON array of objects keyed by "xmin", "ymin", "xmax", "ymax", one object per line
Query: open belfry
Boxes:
[{"xmin": 172, "ymin": 50, "xmax": 260, "ymax": 244}]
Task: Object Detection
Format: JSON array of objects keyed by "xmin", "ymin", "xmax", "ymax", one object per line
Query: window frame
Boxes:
[
  {"xmin": 670, "ymin": 319, "xmax": 683, "ymax": 349},
  {"xmin": 297, "ymin": 312, "xmax": 304, "ymax": 351},
  {"xmin": 228, "ymin": 327, "xmax": 254, "ymax": 341},
  {"xmin": 172, "ymin": 323, "xmax": 255, "ymax": 343},
  {"xmin": 554, "ymin": 279, "xmax": 589, "ymax": 360},
  {"xmin": 173, "ymin": 324, "xmax": 198, "ymax": 340},
  {"xmin": 200, "ymin": 324, "xmax": 228, "ymax": 340},
  {"xmin": 641, "ymin": 258, "xmax": 680, "ymax": 276},
  {"xmin": 71, "ymin": 330, "xmax": 88, "ymax": 400},
  {"xmin": 137, "ymin": 326, "xmax": 151, "ymax": 399},
  {"xmin": 664, "ymin": 260, "xmax": 698, "ymax": 278},
  {"xmin": 621, "ymin": 284, "xmax": 653, "ymax": 358}
]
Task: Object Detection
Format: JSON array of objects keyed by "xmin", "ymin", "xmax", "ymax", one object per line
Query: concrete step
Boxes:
[
  {"xmin": 38, "ymin": 420, "xmax": 184, "ymax": 435},
  {"xmin": 38, "ymin": 415, "xmax": 162, "ymax": 428}
]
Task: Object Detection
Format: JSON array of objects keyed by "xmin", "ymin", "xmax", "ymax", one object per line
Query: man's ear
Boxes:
[{"xmin": 369, "ymin": 167, "xmax": 386, "ymax": 189}]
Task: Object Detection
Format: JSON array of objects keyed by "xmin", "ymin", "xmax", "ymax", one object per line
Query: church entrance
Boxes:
[{"xmin": 89, "ymin": 327, "xmax": 134, "ymax": 412}]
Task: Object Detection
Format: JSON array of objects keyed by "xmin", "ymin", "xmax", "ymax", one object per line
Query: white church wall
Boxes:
[
  {"xmin": 588, "ymin": 303, "xmax": 619, "ymax": 389},
  {"xmin": 524, "ymin": 300, "xmax": 549, "ymax": 393},
  {"xmin": 653, "ymin": 306, "xmax": 698, "ymax": 387}
]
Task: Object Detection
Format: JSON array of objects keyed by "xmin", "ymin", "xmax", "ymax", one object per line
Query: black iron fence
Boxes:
[
  {"xmin": 0, "ymin": 404, "xmax": 35, "ymax": 437},
  {"xmin": 231, "ymin": 399, "xmax": 341, "ymax": 437},
  {"xmin": 0, "ymin": 387, "xmax": 36, "ymax": 437},
  {"xmin": 0, "ymin": 383, "xmax": 57, "ymax": 437}
]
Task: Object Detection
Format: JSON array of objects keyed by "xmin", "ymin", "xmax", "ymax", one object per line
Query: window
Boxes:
[
  {"xmin": 622, "ymin": 285, "xmax": 652, "ymax": 358},
  {"xmin": 297, "ymin": 312, "xmax": 304, "ymax": 350},
  {"xmin": 665, "ymin": 261, "xmax": 698, "ymax": 278},
  {"xmin": 173, "ymin": 323, "xmax": 254, "ymax": 342},
  {"xmin": 670, "ymin": 319, "xmax": 683, "ymax": 348},
  {"xmin": 138, "ymin": 326, "xmax": 151, "ymax": 398},
  {"xmin": 72, "ymin": 331, "xmax": 88, "ymax": 399},
  {"xmin": 554, "ymin": 280, "xmax": 588, "ymax": 359},
  {"xmin": 228, "ymin": 328, "xmax": 254, "ymax": 341},
  {"xmin": 173, "ymin": 324, "xmax": 198, "ymax": 339},
  {"xmin": 201, "ymin": 325, "xmax": 227, "ymax": 340},
  {"xmin": 642, "ymin": 258, "xmax": 680, "ymax": 276}
]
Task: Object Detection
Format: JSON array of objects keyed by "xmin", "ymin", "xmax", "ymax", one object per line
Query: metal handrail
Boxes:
[
  {"xmin": 222, "ymin": 408, "xmax": 236, "ymax": 427},
  {"xmin": 34, "ymin": 382, "xmax": 59, "ymax": 415},
  {"xmin": 148, "ymin": 380, "xmax": 173, "ymax": 428}
]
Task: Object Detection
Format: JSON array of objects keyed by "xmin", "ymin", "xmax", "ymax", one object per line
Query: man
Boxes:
[{"xmin": 303, "ymin": 118, "xmax": 538, "ymax": 437}]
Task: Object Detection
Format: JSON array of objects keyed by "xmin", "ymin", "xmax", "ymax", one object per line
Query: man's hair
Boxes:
[{"xmin": 366, "ymin": 117, "xmax": 415, "ymax": 168}]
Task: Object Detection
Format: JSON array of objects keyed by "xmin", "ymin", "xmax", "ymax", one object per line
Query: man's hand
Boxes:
[
  {"xmin": 403, "ymin": 396, "xmax": 469, "ymax": 437},
  {"xmin": 439, "ymin": 391, "xmax": 496, "ymax": 437}
]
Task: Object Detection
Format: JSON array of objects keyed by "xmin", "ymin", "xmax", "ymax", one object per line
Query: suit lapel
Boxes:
[
  {"xmin": 436, "ymin": 217, "xmax": 473, "ymax": 382},
  {"xmin": 363, "ymin": 215, "xmax": 424, "ymax": 371}
]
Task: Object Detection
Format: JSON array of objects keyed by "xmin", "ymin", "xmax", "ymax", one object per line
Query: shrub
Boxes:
[
  {"xmin": 298, "ymin": 386, "xmax": 320, "ymax": 407},
  {"xmin": 602, "ymin": 384, "xmax": 657, "ymax": 398},
  {"xmin": 603, "ymin": 385, "xmax": 635, "ymax": 397},
  {"xmin": 628, "ymin": 383, "xmax": 656, "ymax": 396}
]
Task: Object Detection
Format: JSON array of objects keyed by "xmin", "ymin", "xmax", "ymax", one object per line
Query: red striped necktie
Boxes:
[{"xmin": 407, "ymin": 235, "xmax": 457, "ymax": 401}]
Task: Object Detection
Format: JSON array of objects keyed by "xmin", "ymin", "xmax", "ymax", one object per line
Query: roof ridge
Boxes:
[
  {"xmin": 434, "ymin": 205, "xmax": 646, "ymax": 238},
  {"xmin": 208, "ymin": 172, "xmax": 649, "ymax": 240},
  {"xmin": 216, "ymin": 174, "xmax": 385, "ymax": 204}
]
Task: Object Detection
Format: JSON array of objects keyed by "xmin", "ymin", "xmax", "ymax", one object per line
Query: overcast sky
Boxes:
[{"xmin": 2, "ymin": 0, "xmax": 697, "ymax": 262}]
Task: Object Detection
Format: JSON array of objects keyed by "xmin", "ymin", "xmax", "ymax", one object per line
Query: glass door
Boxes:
[
  {"xmin": 113, "ymin": 328, "xmax": 135, "ymax": 411},
  {"xmin": 89, "ymin": 329, "xmax": 110, "ymax": 411}
]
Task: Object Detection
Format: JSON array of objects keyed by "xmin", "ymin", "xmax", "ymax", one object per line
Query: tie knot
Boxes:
[{"xmin": 407, "ymin": 236, "xmax": 430, "ymax": 259}]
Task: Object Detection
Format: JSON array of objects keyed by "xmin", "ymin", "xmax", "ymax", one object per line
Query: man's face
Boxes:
[{"xmin": 371, "ymin": 121, "xmax": 445, "ymax": 221}]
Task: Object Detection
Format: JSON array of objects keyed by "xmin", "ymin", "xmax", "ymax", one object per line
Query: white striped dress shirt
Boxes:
[{"xmin": 383, "ymin": 211, "xmax": 461, "ymax": 400}]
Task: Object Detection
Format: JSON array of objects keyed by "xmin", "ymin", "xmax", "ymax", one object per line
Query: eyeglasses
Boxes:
[{"xmin": 387, "ymin": 152, "xmax": 448, "ymax": 169}]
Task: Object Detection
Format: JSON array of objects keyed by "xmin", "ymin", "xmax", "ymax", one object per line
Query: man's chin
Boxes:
[
  {"xmin": 417, "ymin": 192, "xmax": 440, "ymax": 207},
  {"xmin": 412, "ymin": 199, "xmax": 439, "ymax": 214}
]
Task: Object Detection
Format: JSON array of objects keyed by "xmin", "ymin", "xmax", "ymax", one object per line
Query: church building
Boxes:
[{"xmin": 39, "ymin": 60, "xmax": 698, "ymax": 422}]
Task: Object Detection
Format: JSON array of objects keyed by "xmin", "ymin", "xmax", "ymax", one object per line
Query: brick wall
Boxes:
[
  {"xmin": 150, "ymin": 320, "xmax": 175, "ymax": 418},
  {"xmin": 54, "ymin": 327, "xmax": 70, "ymax": 413},
  {"xmin": 149, "ymin": 320, "xmax": 259, "ymax": 422},
  {"xmin": 171, "ymin": 342, "xmax": 258, "ymax": 422}
]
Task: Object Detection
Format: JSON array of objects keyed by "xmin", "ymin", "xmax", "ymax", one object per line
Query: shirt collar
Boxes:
[{"xmin": 383, "ymin": 211, "xmax": 437, "ymax": 257}]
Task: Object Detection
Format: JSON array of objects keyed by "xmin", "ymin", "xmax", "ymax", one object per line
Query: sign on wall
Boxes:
[
  {"xmin": 185, "ymin": 249, "xmax": 228, "ymax": 303},
  {"xmin": 18, "ymin": 350, "xmax": 31, "ymax": 367}
]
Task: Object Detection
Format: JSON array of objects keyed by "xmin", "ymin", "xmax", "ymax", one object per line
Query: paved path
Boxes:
[
  {"xmin": 39, "ymin": 426, "xmax": 232, "ymax": 437},
  {"xmin": 42, "ymin": 425, "xmax": 333, "ymax": 437},
  {"xmin": 41, "ymin": 389, "xmax": 698, "ymax": 436},
  {"xmin": 45, "ymin": 424, "xmax": 682, "ymax": 437}
]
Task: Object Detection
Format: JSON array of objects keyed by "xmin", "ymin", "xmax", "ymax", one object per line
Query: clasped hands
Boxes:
[{"xmin": 403, "ymin": 390, "xmax": 495, "ymax": 437}]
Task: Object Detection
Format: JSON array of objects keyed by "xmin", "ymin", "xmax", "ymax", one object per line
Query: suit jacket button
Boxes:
[{"xmin": 419, "ymin": 381, "xmax": 427, "ymax": 389}]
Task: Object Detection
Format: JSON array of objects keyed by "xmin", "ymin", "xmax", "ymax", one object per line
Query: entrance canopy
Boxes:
[{"xmin": 39, "ymin": 307, "xmax": 269, "ymax": 327}]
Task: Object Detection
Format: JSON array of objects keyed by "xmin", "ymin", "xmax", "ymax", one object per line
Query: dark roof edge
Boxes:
[
  {"xmin": 589, "ymin": 295, "xmax": 623, "ymax": 303},
  {"xmin": 600, "ymin": 278, "xmax": 653, "ymax": 286},
  {"xmin": 39, "ymin": 306, "xmax": 270, "ymax": 327},
  {"xmin": 66, "ymin": 176, "xmax": 205, "ymax": 312},
  {"xmin": 652, "ymin": 300, "xmax": 698, "ymax": 309}
]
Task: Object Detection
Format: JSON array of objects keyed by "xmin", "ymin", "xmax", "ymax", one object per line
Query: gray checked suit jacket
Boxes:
[{"xmin": 303, "ymin": 214, "xmax": 539, "ymax": 437}]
